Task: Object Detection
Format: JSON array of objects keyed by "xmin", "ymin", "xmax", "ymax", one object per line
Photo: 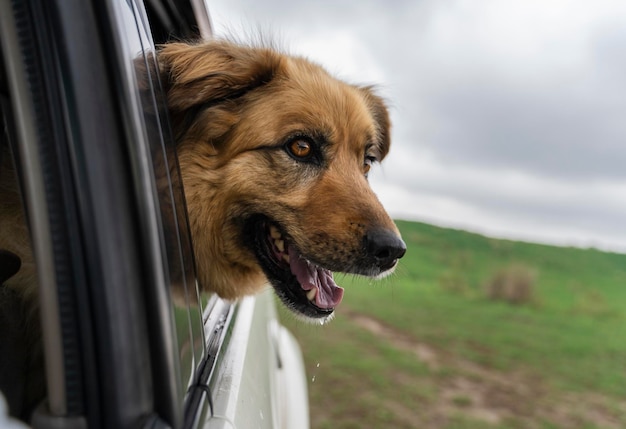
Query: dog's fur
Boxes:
[{"xmin": 0, "ymin": 39, "xmax": 404, "ymax": 418}]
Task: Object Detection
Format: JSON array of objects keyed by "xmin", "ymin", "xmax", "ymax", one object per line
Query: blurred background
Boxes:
[{"xmin": 208, "ymin": 1, "xmax": 626, "ymax": 428}]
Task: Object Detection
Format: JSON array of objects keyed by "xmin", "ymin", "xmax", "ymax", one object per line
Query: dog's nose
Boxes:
[{"xmin": 365, "ymin": 228, "xmax": 406, "ymax": 270}]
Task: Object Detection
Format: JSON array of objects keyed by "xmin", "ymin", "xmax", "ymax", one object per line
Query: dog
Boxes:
[
  {"xmin": 0, "ymin": 39, "xmax": 406, "ymax": 418},
  {"xmin": 158, "ymin": 40, "xmax": 406, "ymax": 319}
]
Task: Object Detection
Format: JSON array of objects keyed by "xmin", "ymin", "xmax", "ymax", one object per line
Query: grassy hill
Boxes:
[{"xmin": 280, "ymin": 220, "xmax": 626, "ymax": 429}]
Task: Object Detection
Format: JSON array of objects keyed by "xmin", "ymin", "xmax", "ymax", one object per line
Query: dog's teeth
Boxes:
[
  {"xmin": 283, "ymin": 254, "xmax": 290, "ymax": 263},
  {"xmin": 275, "ymin": 239, "xmax": 284, "ymax": 252},
  {"xmin": 306, "ymin": 288, "xmax": 317, "ymax": 301},
  {"xmin": 270, "ymin": 226, "xmax": 281, "ymax": 239}
]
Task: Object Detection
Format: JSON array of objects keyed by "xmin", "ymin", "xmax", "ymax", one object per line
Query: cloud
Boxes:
[
  {"xmin": 369, "ymin": 143, "xmax": 626, "ymax": 251},
  {"xmin": 372, "ymin": 0, "xmax": 626, "ymax": 180}
]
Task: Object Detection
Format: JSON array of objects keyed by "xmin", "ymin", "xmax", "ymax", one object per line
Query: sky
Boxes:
[{"xmin": 205, "ymin": 0, "xmax": 626, "ymax": 252}]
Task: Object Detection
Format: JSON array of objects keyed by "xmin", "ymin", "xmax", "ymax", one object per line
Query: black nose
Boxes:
[{"xmin": 365, "ymin": 228, "xmax": 407, "ymax": 270}]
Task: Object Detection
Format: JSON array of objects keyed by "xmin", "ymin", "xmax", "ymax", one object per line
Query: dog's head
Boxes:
[{"xmin": 159, "ymin": 40, "xmax": 405, "ymax": 321}]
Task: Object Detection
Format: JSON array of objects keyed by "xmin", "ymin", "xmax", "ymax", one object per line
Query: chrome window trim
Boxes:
[
  {"xmin": 191, "ymin": 0, "xmax": 214, "ymax": 40},
  {"xmin": 183, "ymin": 296, "xmax": 234, "ymax": 427}
]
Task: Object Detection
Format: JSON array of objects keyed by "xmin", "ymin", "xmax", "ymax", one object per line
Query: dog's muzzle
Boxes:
[{"xmin": 245, "ymin": 215, "xmax": 406, "ymax": 321}]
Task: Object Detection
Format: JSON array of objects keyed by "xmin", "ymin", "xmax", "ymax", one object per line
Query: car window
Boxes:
[
  {"xmin": 1, "ymin": 0, "xmax": 232, "ymax": 425},
  {"xmin": 107, "ymin": 0, "xmax": 207, "ymax": 395}
]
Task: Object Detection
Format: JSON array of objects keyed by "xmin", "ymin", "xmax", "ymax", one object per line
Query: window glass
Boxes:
[{"xmin": 110, "ymin": 0, "xmax": 206, "ymax": 394}]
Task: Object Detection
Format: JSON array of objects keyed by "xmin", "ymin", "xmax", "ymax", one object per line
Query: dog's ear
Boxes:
[
  {"xmin": 157, "ymin": 41, "xmax": 283, "ymax": 112},
  {"xmin": 359, "ymin": 87, "xmax": 391, "ymax": 160}
]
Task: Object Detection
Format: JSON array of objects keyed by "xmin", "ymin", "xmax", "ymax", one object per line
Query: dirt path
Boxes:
[{"xmin": 344, "ymin": 309, "xmax": 626, "ymax": 429}]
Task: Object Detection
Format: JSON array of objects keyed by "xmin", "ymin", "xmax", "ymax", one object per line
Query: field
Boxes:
[{"xmin": 279, "ymin": 220, "xmax": 626, "ymax": 429}]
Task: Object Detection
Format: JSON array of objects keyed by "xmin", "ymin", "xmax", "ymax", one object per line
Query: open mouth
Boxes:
[{"xmin": 247, "ymin": 217, "xmax": 344, "ymax": 320}]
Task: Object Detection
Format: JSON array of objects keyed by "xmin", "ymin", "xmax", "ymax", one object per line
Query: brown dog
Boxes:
[{"xmin": 158, "ymin": 40, "xmax": 406, "ymax": 320}]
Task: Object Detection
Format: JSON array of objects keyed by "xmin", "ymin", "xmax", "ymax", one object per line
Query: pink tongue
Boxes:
[{"xmin": 288, "ymin": 246, "xmax": 344, "ymax": 309}]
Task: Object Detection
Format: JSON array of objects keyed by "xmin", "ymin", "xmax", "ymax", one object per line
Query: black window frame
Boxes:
[{"xmin": 1, "ymin": 0, "xmax": 158, "ymax": 426}]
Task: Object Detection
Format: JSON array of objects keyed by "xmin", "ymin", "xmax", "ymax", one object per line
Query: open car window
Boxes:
[
  {"xmin": 0, "ymin": 0, "xmax": 213, "ymax": 425},
  {"xmin": 107, "ymin": 0, "xmax": 207, "ymax": 396}
]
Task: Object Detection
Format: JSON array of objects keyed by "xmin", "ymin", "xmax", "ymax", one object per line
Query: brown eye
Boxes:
[
  {"xmin": 288, "ymin": 140, "xmax": 312, "ymax": 158},
  {"xmin": 364, "ymin": 160, "xmax": 372, "ymax": 175},
  {"xmin": 364, "ymin": 156, "xmax": 375, "ymax": 176},
  {"xmin": 284, "ymin": 135, "xmax": 322, "ymax": 164}
]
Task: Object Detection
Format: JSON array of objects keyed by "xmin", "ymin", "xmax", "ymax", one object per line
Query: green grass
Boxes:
[{"xmin": 280, "ymin": 220, "xmax": 626, "ymax": 429}]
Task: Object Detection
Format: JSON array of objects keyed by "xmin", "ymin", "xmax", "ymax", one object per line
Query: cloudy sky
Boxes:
[{"xmin": 206, "ymin": 0, "xmax": 626, "ymax": 252}]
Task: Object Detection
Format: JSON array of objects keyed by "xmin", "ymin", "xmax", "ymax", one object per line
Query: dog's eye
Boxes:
[
  {"xmin": 287, "ymin": 139, "xmax": 313, "ymax": 159},
  {"xmin": 364, "ymin": 156, "xmax": 376, "ymax": 177}
]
